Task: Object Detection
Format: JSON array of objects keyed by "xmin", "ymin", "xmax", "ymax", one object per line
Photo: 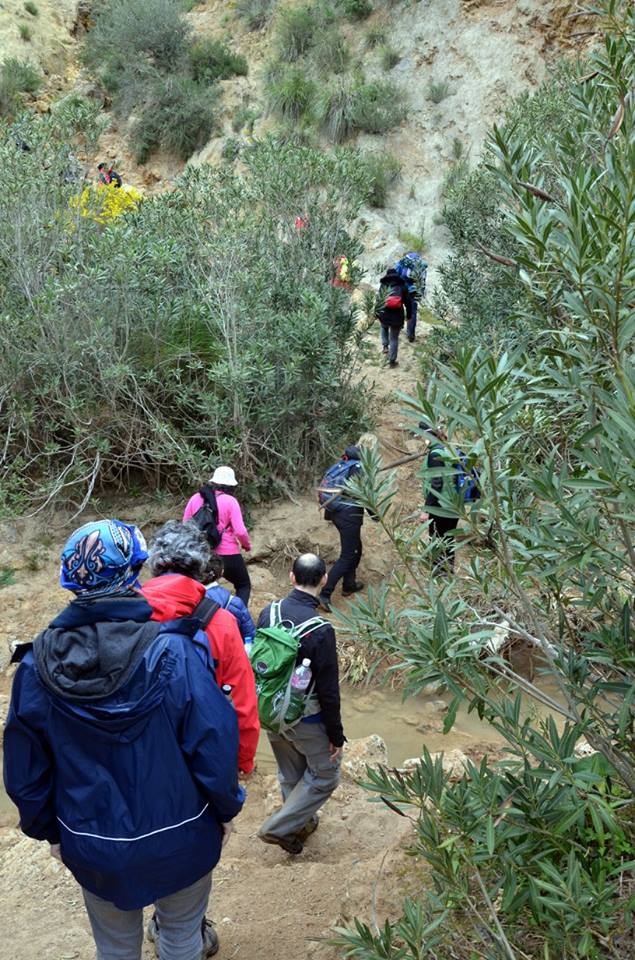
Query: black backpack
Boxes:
[{"xmin": 191, "ymin": 485, "xmax": 222, "ymax": 549}]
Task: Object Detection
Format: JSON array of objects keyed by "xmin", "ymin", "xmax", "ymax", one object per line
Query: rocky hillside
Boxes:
[{"xmin": 0, "ymin": 0, "xmax": 584, "ymax": 285}]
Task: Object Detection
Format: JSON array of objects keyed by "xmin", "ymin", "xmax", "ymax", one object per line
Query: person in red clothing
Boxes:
[{"xmin": 142, "ymin": 520, "xmax": 260, "ymax": 777}]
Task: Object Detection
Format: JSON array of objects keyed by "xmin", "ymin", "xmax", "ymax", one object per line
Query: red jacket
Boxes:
[{"xmin": 142, "ymin": 574, "xmax": 260, "ymax": 774}]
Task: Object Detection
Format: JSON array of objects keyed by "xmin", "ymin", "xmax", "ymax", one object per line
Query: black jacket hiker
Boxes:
[
  {"xmin": 424, "ymin": 442, "xmax": 459, "ymax": 574},
  {"xmin": 376, "ymin": 269, "xmax": 414, "ymax": 329},
  {"xmin": 257, "ymin": 589, "xmax": 344, "ymax": 748}
]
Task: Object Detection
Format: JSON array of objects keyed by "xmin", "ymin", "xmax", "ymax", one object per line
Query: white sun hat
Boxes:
[{"xmin": 210, "ymin": 466, "xmax": 238, "ymax": 486}]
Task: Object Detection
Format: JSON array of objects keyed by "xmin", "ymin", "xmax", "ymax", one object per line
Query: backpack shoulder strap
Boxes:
[
  {"xmin": 192, "ymin": 596, "xmax": 220, "ymax": 630},
  {"xmin": 293, "ymin": 616, "xmax": 328, "ymax": 640},
  {"xmin": 269, "ymin": 600, "xmax": 282, "ymax": 627}
]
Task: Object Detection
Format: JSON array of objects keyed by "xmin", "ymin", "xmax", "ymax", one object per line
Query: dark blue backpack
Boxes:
[
  {"xmin": 318, "ymin": 459, "xmax": 360, "ymax": 511},
  {"xmin": 455, "ymin": 450, "xmax": 481, "ymax": 502},
  {"xmin": 394, "ymin": 252, "xmax": 428, "ymax": 298}
]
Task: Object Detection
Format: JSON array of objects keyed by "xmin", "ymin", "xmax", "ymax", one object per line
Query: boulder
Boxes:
[
  {"xmin": 402, "ymin": 748, "xmax": 468, "ymax": 781},
  {"xmin": 340, "ymin": 735, "xmax": 388, "ymax": 782}
]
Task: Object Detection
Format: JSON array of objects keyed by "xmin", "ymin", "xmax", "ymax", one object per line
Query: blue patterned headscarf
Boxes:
[{"xmin": 60, "ymin": 519, "xmax": 148, "ymax": 598}]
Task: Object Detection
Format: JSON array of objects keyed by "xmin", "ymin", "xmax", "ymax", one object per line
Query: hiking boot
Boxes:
[
  {"xmin": 259, "ymin": 832, "xmax": 303, "ymax": 855},
  {"xmin": 296, "ymin": 816, "xmax": 319, "ymax": 842},
  {"xmin": 407, "ymin": 335, "xmax": 415, "ymax": 343},
  {"xmin": 147, "ymin": 914, "xmax": 219, "ymax": 959},
  {"xmin": 389, "ymin": 360, "xmax": 399, "ymax": 368},
  {"xmin": 342, "ymin": 582, "xmax": 365, "ymax": 597},
  {"xmin": 318, "ymin": 594, "xmax": 332, "ymax": 612},
  {"xmin": 382, "ymin": 346, "xmax": 388, "ymax": 354}
]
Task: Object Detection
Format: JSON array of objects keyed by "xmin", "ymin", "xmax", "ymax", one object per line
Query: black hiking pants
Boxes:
[
  {"xmin": 221, "ymin": 553, "xmax": 251, "ymax": 606},
  {"xmin": 428, "ymin": 515, "xmax": 459, "ymax": 575},
  {"xmin": 323, "ymin": 510, "xmax": 363, "ymax": 598}
]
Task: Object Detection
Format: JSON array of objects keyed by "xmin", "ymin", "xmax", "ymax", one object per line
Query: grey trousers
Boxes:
[
  {"xmin": 82, "ymin": 872, "xmax": 212, "ymax": 960},
  {"xmin": 259, "ymin": 720, "xmax": 341, "ymax": 839},
  {"xmin": 380, "ymin": 324, "xmax": 400, "ymax": 363}
]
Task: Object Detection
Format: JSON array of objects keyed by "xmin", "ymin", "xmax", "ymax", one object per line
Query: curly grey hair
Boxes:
[{"xmin": 147, "ymin": 520, "xmax": 211, "ymax": 581}]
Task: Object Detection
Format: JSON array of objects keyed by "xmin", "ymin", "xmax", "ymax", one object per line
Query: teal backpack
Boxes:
[{"xmin": 250, "ymin": 601, "xmax": 326, "ymax": 734}]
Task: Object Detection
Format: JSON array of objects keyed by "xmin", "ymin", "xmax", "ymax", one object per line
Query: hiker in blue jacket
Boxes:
[
  {"xmin": 205, "ymin": 553, "xmax": 256, "ymax": 645},
  {"xmin": 3, "ymin": 518, "xmax": 244, "ymax": 960}
]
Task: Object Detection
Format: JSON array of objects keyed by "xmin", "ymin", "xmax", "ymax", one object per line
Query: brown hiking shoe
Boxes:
[
  {"xmin": 296, "ymin": 816, "xmax": 319, "ymax": 842},
  {"xmin": 259, "ymin": 832, "xmax": 303, "ymax": 855}
]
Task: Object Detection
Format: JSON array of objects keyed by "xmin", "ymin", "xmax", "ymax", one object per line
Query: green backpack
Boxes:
[{"xmin": 250, "ymin": 601, "xmax": 326, "ymax": 734}]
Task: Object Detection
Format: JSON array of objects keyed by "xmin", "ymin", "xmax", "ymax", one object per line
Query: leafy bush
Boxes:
[
  {"xmin": 24, "ymin": 1, "xmax": 38, "ymax": 14},
  {"xmin": 0, "ymin": 57, "xmax": 40, "ymax": 115},
  {"xmin": 221, "ymin": 136, "xmax": 241, "ymax": 162},
  {"xmin": 318, "ymin": 77, "xmax": 404, "ymax": 142},
  {"xmin": 335, "ymin": 3, "xmax": 635, "ymax": 957},
  {"xmin": 235, "ymin": 0, "xmax": 276, "ymax": 30},
  {"xmin": 338, "ymin": 0, "xmax": 372, "ymax": 20},
  {"xmin": 274, "ymin": 3, "xmax": 317, "ymax": 60},
  {"xmin": 18, "ymin": 24, "xmax": 32, "ymax": 42},
  {"xmin": 265, "ymin": 64, "xmax": 315, "ymax": 121},
  {"xmin": 132, "ymin": 74, "xmax": 218, "ymax": 162},
  {"xmin": 0, "ymin": 126, "xmax": 370, "ymax": 511},
  {"xmin": 189, "ymin": 38, "xmax": 248, "ymax": 84},
  {"xmin": 70, "ymin": 183, "xmax": 143, "ymax": 223},
  {"xmin": 379, "ymin": 45, "xmax": 399, "ymax": 70},
  {"xmin": 232, "ymin": 104, "xmax": 259, "ymax": 133},
  {"xmin": 359, "ymin": 151, "xmax": 400, "ymax": 207},
  {"xmin": 427, "ymin": 79, "xmax": 450, "ymax": 103},
  {"xmin": 312, "ymin": 29, "xmax": 351, "ymax": 75}
]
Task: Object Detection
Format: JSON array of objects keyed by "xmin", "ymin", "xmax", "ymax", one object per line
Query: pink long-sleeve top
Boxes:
[{"xmin": 183, "ymin": 490, "xmax": 252, "ymax": 556}]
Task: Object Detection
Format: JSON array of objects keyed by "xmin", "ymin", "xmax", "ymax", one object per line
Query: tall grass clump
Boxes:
[
  {"xmin": 235, "ymin": 0, "xmax": 276, "ymax": 30},
  {"xmin": 312, "ymin": 29, "xmax": 351, "ymax": 75},
  {"xmin": 0, "ymin": 57, "xmax": 40, "ymax": 115},
  {"xmin": 360, "ymin": 151, "xmax": 401, "ymax": 207},
  {"xmin": 427, "ymin": 80, "xmax": 451, "ymax": 103},
  {"xmin": 265, "ymin": 64, "xmax": 315, "ymax": 120},
  {"xmin": 274, "ymin": 3, "xmax": 318, "ymax": 60},
  {"xmin": 318, "ymin": 77, "xmax": 404, "ymax": 142},
  {"xmin": 0, "ymin": 121, "xmax": 371, "ymax": 512},
  {"xmin": 337, "ymin": 0, "xmax": 372, "ymax": 20}
]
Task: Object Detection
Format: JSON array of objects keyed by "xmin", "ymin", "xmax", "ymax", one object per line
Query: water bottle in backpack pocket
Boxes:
[{"xmin": 249, "ymin": 604, "xmax": 325, "ymax": 734}]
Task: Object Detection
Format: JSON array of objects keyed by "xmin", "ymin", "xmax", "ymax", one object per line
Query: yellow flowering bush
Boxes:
[{"xmin": 70, "ymin": 183, "xmax": 143, "ymax": 224}]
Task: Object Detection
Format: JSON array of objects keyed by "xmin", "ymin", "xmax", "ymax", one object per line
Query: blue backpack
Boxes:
[
  {"xmin": 455, "ymin": 450, "xmax": 481, "ymax": 502},
  {"xmin": 395, "ymin": 252, "xmax": 428, "ymax": 298},
  {"xmin": 318, "ymin": 458, "xmax": 360, "ymax": 511}
]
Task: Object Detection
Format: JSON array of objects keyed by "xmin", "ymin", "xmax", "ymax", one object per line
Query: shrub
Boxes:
[
  {"xmin": 0, "ymin": 129, "xmax": 370, "ymax": 510},
  {"xmin": 274, "ymin": 3, "xmax": 317, "ymax": 60},
  {"xmin": 235, "ymin": 0, "xmax": 276, "ymax": 30},
  {"xmin": 221, "ymin": 137, "xmax": 241, "ymax": 162},
  {"xmin": 24, "ymin": 1, "xmax": 38, "ymax": 14},
  {"xmin": 265, "ymin": 64, "xmax": 315, "ymax": 121},
  {"xmin": 338, "ymin": 0, "xmax": 372, "ymax": 20},
  {"xmin": 312, "ymin": 29, "xmax": 351, "ymax": 75},
  {"xmin": 397, "ymin": 219, "xmax": 426, "ymax": 253},
  {"xmin": 232, "ymin": 104, "xmax": 259, "ymax": 133},
  {"xmin": 379, "ymin": 44, "xmax": 399, "ymax": 70},
  {"xmin": 18, "ymin": 24, "xmax": 32, "ymax": 41},
  {"xmin": 427, "ymin": 79, "xmax": 450, "ymax": 103},
  {"xmin": 132, "ymin": 75, "xmax": 218, "ymax": 162},
  {"xmin": 0, "ymin": 58, "xmax": 40, "ymax": 115},
  {"xmin": 189, "ymin": 38, "xmax": 248, "ymax": 84},
  {"xmin": 69, "ymin": 183, "xmax": 143, "ymax": 223},
  {"xmin": 360, "ymin": 151, "xmax": 400, "ymax": 207},
  {"xmin": 350, "ymin": 79, "xmax": 404, "ymax": 134},
  {"xmin": 335, "ymin": 4, "xmax": 635, "ymax": 958},
  {"xmin": 82, "ymin": 0, "xmax": 192, "ymax": 85},
  {"xmin": 318, "ymin": 77, "xmax": 404, "ymax": 142}
]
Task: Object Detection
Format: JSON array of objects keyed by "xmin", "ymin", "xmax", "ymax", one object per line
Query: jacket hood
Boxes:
[
  {"xmin": 142, "ymin": 574, "xmax": 206, "ymax": 621},
  {"xmin": 33, "ymin": 596, "xmax": 159, "ymax": 703},
  {"xmin": 380, "ymin": 269, "xmax": 404, "ymax": 284}
]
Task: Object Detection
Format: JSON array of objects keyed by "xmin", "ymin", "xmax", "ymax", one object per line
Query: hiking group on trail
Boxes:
[{"xmin": 2, "ymin": 246, "xmax": 482, "ymax": 960}]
